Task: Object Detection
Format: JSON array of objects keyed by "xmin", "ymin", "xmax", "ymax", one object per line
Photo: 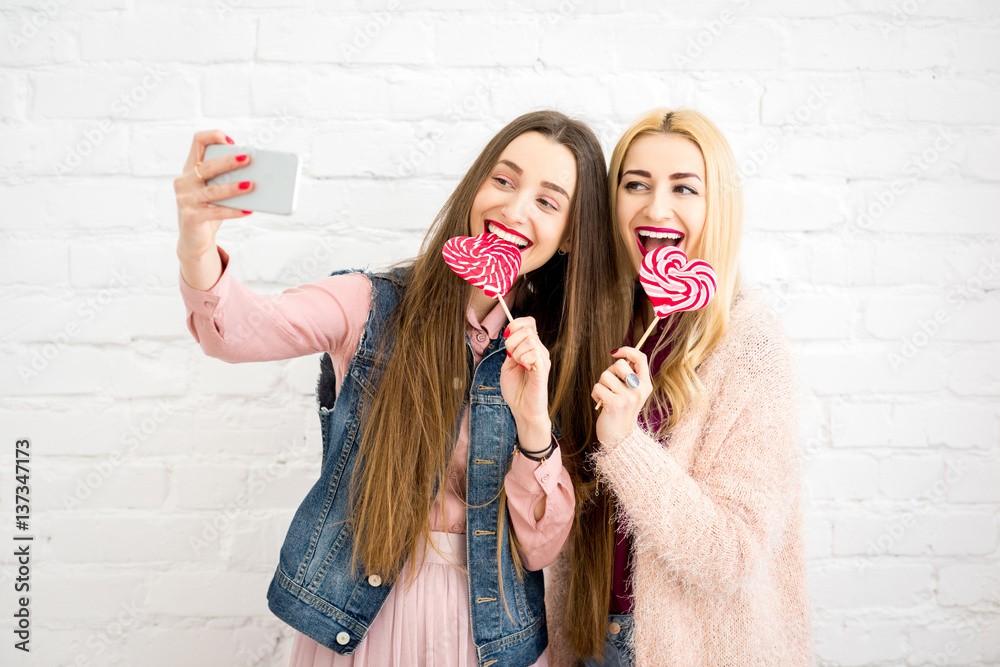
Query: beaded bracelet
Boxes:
[{"xmin": 515, "ymin": 432, "xmax": 559, "ymax": 463}]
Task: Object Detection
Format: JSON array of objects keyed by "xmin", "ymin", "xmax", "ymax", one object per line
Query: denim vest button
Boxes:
[
  {"xmin": 608, "ymin": 621, "xmax": 621, "ymax": 635},
  {"xmin": 368, "ymin": 574, "xmax": 382, "ymax": 587},
  {"xmin": 336, "ymin": 632, "xmax": 350, "ymax": 645}
]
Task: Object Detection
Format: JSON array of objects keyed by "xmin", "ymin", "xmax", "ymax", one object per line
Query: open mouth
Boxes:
[
  {"xmin": 488, "ymin": 221, "xmax": 532, "ymax": 250},
  {"xmin": 635, "ymin": 226, "xmax": 684, "ymax": 256}
]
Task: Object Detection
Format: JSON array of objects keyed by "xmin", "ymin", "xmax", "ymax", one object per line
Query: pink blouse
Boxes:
[{"xmin": 178, "ymin": 246, "xmax": 574, "ymax": 570}]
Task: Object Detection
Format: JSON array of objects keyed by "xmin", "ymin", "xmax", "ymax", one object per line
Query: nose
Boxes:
[
  {"xmin": 502, "ymin": 190, "xmax": 532, "ymax": 225},
  {"xmin": 645, "ymin": 188, "xmax": 675, "ymax": 223}
]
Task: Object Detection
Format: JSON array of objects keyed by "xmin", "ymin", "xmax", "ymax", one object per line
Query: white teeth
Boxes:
[
  {"xmin": 637, "ymin": 230, "xmax": 683, "ymax": 239},
  {"xmin": 489, "ymin": 223, "xmax": 529, "ymax": 247}
]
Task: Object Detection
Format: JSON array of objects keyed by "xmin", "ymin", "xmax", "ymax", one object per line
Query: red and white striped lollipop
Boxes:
[
  {"xmin": 442, "ymin": 232, "xmax": 522, "ymax": 300},
  {"xmin": 594, "ymin": 246, "xmax": 717, "ymax": 410},
  {"xmin": 639, "ymin": 246, "xmax": 717, "ymax": 318}
]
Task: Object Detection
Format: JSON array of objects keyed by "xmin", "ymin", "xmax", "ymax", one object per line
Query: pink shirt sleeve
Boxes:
[
  {"xmin": 503, "ymin": 444, "xmax": 575, "ymax": 571},
  {"xmin": 178, "ymin": 245, "xmax": 371, "ymax": 364}
]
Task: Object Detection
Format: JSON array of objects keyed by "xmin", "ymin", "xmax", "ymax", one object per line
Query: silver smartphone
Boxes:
[{"xmin": 203, "ymin": 144, "xmax": 301, "ymax": 215}]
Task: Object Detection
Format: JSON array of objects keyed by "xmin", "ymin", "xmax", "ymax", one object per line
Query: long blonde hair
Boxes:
[
  {"xmin": 610, "ymin": 107, "xmax": 743, "ymax": 435},
  {"xmin": 564, "ymin": 108, "xmax": 744, "ymax": 660}
]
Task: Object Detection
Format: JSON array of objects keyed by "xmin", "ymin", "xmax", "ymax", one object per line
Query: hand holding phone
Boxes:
[{"xmin": 203, "ymin": 144, "xmax": 301, "ymax": 215}]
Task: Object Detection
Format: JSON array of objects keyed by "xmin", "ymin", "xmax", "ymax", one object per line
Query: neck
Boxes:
[{"xmin": 469, "ymin": 288, "xmax": 497, "ymax": 323}]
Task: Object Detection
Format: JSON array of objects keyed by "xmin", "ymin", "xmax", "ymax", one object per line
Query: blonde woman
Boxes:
[{"xmin": 545, "ymin": 109, "xmax": 812, "ymax": 666}]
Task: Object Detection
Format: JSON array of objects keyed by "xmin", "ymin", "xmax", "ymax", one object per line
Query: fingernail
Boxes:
[
  {"xmin": 239, "ymin": 181, "xmax": 251, "ymax": 190},
  {"xmin": 506, "ymin": 352, "xmax": 511, "ymax": 358},
  {"xmin": 225, "ymin": 136, "xmax": 234, "ymax": 145},
  {"xmin": 612, "ymin": 348, "xmax": 619, "ymax": 354},
  {"xmin": 242, "ymin": 210, "xmax": 252, "ymax": 214},
  {"xmin": 519, "ymin": 364, "xmax": 527, "ymax": 370},
  {"xmin": 235, "ymin": 154, "xmax": 248, "ymax": 162},
  {"xmin": 503, "ymin": 328, "xmax": 510, "ymax": 338}
]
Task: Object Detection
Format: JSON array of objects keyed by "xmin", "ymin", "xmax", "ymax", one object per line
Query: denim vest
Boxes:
[{"xmin": 266, "ymin": 268, "xmax": 548, "ymax": 667}]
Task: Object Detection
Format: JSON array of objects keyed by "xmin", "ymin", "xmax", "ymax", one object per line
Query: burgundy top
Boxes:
[{"xmin": 609, "ymin": 315, "xmax": 675, "ymax": 614}]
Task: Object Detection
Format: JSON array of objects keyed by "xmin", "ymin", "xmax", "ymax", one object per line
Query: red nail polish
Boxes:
[
  {"xmin": 612, "ymin": 348, "xmax": 619, "ymax": 354},
  {"xmin": 503, "ymin": 328, "xmax": 510, "ymax": 338},
  {"xmin": 519, "ymin": 363, "xmax": 527, "ymax": 370},
  {"xmin": 225, "ymin": 136, "xmax": 234, "ymax": 144},
  {"xmin": 239, "ymin": 181, "xmax": 251, "ymax": 189},
  {"xmin": 506, "ymin": 352, "xmax": 511, "ymax": 358},
  {"xmin": 235, "ymin": 154, "xmax": 247, "ymax": 162},
  {"xmin": 242, "ymin": 210, "xmax": 252, "ymax": 214}
]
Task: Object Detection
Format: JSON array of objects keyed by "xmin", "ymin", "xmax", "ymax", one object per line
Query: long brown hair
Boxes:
[
  {"xmin": 564, "ymin": 108, "xmax": 744, "ymax": 660},
  {"xmin": 349, "ymin": 111, "xmax": 632, "ymax": 591}
]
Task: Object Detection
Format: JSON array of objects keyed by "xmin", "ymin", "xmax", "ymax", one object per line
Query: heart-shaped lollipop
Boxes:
[
  {"xmin": 639, "ymin": 246, "xmax": 717, "ymax": 318},
  {"xmin": 442, "ymin": 232, "xmax": 522, "ymax": 300},
  {"xmin": 595, "ymin": 246, "xmax": 717, "ymax": 411}
]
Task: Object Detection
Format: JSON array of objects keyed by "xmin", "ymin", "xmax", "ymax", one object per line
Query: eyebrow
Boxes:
[
  {"xmin": 498, "ymin": 159, "xmax": 570, "ymax": 199},
  {"xmin": 622, "ymin": 169, "xmax": 703, "ymax": 182}
]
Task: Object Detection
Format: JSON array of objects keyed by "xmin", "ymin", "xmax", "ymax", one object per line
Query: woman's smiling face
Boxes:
[
  {"xmin": 469, "ymin": 131, "xmax": 576, "ymax": 277},
  {"xmin": 616, "ymin": 132, "xmax": 707, "ymax": 273}
]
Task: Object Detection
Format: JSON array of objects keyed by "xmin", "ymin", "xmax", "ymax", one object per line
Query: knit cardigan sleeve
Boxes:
[{"xmin": 590, "ymin": 300, "xmax": 800, "ymax": 598}]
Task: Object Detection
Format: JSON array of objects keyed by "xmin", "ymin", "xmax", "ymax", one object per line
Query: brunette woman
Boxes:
[{"xmin": 173, "ymin": 111, "xmax": 631, "ymax": 667}]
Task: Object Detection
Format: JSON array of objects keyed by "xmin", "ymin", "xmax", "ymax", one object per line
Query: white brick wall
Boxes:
[{"xmin": 1, "ymin": 1, "xmax": 997, "ymax": 665}]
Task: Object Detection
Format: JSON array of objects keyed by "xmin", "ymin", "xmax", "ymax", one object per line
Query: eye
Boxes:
[
  {"xmin": 623, "ymin": 181, "xmax": 649, "ymax": 192},
  {"xmin": 675, "ymin": 184, "xmax": 699, "ymax": 195},
  {"xmin": 537, "ymin": 198, "xmax": 558, "ymax": 211},
  {"xmin": 493, "ymin": 176, "xmax": 513, "ymax": 188}
]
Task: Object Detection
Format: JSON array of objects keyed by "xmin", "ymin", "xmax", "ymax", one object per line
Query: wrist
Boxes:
[
  {"xmin": 514, "ymin": 418, "xmax": 552, "ymax": 453},
  {"xmin": 176, "ymin": 238, "xmax": 218, "ymax": 263}
]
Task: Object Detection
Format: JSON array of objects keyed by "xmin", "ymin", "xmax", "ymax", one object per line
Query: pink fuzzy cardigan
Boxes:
[{"xmin": 545, "ymin": 293, "xmax": 812, "ymax": 666}]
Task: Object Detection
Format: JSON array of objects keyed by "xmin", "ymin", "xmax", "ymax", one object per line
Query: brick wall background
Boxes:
[{"xmin": 1, "ymin": 0, "xmax": 998, "ymax": 665}]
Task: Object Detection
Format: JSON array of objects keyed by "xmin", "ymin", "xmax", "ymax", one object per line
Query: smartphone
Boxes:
[{"xmin": 203, "ymin": 144, "xmax": 301, "ymax": 215}]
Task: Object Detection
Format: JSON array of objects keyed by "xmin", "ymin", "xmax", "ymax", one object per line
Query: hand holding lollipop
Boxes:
[
  {"xmin": 595, "ymin": 245, "xmax": 717, "ymax": 409},
  {"xmin": 443, "ymin": 232, "xmax": 539, "ymax": 371}
]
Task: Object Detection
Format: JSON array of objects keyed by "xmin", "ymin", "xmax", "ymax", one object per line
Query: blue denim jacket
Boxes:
[{"xmin": 266, "ymin": 269, "xmax": 548, "ymax": 667}]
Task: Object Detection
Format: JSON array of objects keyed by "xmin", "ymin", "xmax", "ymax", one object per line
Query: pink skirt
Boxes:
[{"xmin": 287, "ymin": 531, "xmax": 548, "ymax": 667}]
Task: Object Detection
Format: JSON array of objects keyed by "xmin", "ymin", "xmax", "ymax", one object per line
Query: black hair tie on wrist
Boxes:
[{"xmin": 516, "ymin": 433, "xmax": 558, "ymax": 462}]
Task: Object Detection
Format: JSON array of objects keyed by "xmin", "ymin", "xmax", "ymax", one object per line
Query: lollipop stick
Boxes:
[
  {"xmin": 632, "ymin": 316, "xmax": 661, "ymax": 351},
  {"xmin": 594, "ymin": 316, "xmax": 661, "ymax": 411},
  {"xmin": 497, "ymin": 295, "xmax": 538, "ymax": 372},
  {"xmin": 497, "ymin": 295, "xmax": 514, "ymax": 323}
]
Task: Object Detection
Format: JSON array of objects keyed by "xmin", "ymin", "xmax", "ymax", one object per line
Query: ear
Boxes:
[{"xmin": 558, "ymin": 238, "xmax": 571, "ymax": 255}]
